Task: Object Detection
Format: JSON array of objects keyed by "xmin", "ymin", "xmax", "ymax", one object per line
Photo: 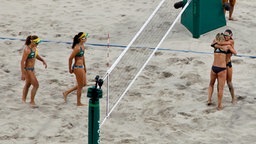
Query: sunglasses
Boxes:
[
  {"xmin": 34, "ymin": 41, "xmax": 41, "ymax": 44},
  {"xmin": 81, "ymin": 36, "xmax": 87, "ymax": 40},
  {"xmin": 223, "ymin": 34, "xmax": 231, "ymax": 37}
]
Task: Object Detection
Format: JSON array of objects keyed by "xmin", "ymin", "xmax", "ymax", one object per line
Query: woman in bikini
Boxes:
[
  {"xmin": 222, "ymin": 0, "xmax": 236, "ymax": 20},
  {"xmin": 216, "ymin": 29, "xmax": 236, "ymax": 104},
  {"xmin": 63, "ymin": 32, "xmax": 88, "ymax": 106},
  {"xmin": 20, "ymin": 35, "xmax": 47, "ymax": 108},
  {"xmin": 207, "ymin": 33, "xmax": 237, "ymax": 110}
]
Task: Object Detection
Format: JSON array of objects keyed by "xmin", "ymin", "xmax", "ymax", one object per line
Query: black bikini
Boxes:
[
  {"xmin": 211, "ymin": 66, "xmax": 226, "ymax": 74},
  {"xmin": 214, "ymin": 48, "xmax": 227, "ymax": 54},
  {"xmin": 226, "ymin": 50, "xmax": 232, "ymax": 68},
  {"xmin": 211, "ymin": 47, "xmax": 227, "ymax": 73}
]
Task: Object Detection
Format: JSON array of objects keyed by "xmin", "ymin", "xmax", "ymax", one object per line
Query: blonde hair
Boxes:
[{"xmin": 215, "ymin": 33, "xmax": 225, "ymax": 42}]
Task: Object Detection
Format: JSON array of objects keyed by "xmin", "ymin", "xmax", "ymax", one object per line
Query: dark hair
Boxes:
[
  {"xmin": 225, "ymin": 29, "xmax": 233, "ymax": 36},
  {"xmin": 25, "ymin": 35, "xmax": 38, "ymax": 45},
  {"xmin": 72, "ymin": 32, "xmax": 84, "ymax": 49}
]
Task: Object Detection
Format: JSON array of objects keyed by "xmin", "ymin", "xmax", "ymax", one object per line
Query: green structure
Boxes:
[
  {"xmin": 181, "ymin": 0, "xmax": 226, "ymax": 38},
  {"xmin": 87, "ymin": 76, "xmax": 103, "ymax": 144}
]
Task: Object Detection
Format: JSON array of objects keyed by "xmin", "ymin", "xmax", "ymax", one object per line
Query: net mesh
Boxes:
[{"xmin": 101, "ymin": 0, "xmax": 184, "ymax": 123}]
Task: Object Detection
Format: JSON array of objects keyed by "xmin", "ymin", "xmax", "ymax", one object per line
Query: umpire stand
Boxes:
[
  {"xmin": 87, "ymin": 75, "xmax": 103, "ymax": 144},
  {"xmin": 175, "ymin": 0, "xmax": 226, "ymax": 38}
]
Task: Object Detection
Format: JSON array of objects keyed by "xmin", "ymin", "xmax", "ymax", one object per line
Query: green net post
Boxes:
[{"xmin": 87, "ymin": 76, "xmax": 103, "ymax": 144}]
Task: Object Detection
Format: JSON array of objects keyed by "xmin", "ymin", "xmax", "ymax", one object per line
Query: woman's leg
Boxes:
[
  {"xmin": 217, "ymin": 70, "xmax": 227, "ymax": 110},
  {"xmin": 226, "ymin": 67, "xmax": 236, "ymax": 103},
  {"xmin": 229, "ymin": 0, "xmax": 236, "ymax": 20},
  {"xmin": 208, "ymin": 70, "xmax": 217, "ymax": 105},
  {"xmin": 22, "ymin": 71, "xmax": 31, "ymax": 103},
  {"xmin": 28, "ymin": 71, "xmax": 39, "ymax": 107},
  {"xmin": 74, "ymin": 69, "xmax": 87, "ymax": 106},
  {"xmin": 63, "ymin": 85, "xmax": 78, "ymax": 103}
]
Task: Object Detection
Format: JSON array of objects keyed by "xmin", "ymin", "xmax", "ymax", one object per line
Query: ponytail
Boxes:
[
  {"xmin": 72, "ymin": 35, "xmax": 80, "ymax": 49},
  {"xmin": 25, "ymin": 35, "xmax": 38, "ymax": 46},
  {"xmin": 71, "ymin": 32, "xmax": 84, "ymax": 49},
  {"xmin": 25, "ymin": 35, "xmax": 32, "ymax": 45}
]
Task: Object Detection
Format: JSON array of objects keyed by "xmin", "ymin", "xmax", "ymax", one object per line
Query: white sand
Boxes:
[{"xmin": 0, "ymin": 0, "xmax": 256, "ymax": 143}]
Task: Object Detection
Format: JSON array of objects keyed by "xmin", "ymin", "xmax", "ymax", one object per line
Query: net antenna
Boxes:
[{"xmin": 100, "ymin": 0, "xmax": 192, "ymax": 127}]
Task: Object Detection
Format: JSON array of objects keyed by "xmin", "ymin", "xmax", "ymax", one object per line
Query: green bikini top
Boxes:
[
  {"xmin": 75, "ymin": 47, "xmax": 84, "ymax": 57},
  {"xmin": 27, "ymin": 48, "xmax": 38, "ymax": 59}
]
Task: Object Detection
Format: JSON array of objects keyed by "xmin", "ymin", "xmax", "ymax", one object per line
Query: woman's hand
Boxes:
[
  {"xmin": 69, "ymin": 68, "xmax": 73, "ymax": 74},
  {"xmin": 43, "ymin": 61, "xmax": 47, "ymax": 69},
  {"xmin": 21, "ymin": 73, "xmax": 25, "ymax": 81}
]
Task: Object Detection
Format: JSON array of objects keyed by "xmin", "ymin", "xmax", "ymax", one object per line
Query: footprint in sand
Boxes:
[
  {"xmin": 4, "ymin": 69, "xmax": 10, "ymax": 73},
  {"xmin": 237, "ymin": 95, "xmax": 246, "ymax": 101},
  {"xmin": 18, "ymin": 31, "xmax": 31, "ymax": 36},
  {"xmin": 145, "ymin": 65, "xmax": 158, "ymax": 72},
  {"xmin": 167, "ymin": 57, "xmax": 180, "ymax": 64},
  {"xmin": 48, "ymin": 79, "xmax": 59, "ymax": 84},
  {"xmin": 192, "ymin": 59, "xmax": 205, "ymax": 66},
  {"xmin": 4, "ymin": 41, "xmax": 12, "ymax": 45},
  {"xmin": 167, "ymin": 57, "xmax": 194, "ymax": 65},
  {"xmin": 125, "ymin": 65, "xmax": 136, "ymax": 72},
  {"xmin": 203, "ymin": 108, "xmax": 216, "ymax": 114},
  {"xmin": 175, "ymin": 84, "xmax": 187, "ymax": 90},
  {"xmin": 178, "ymin": 112, "xmax": 192, "ymax": 118},
  {"xmin": 180, "ymin": 73, "xmax": 202, "ymax": 87},
  {"xmin": 157, "ymin": 107, "xmax": 175, "ymax": 119},
  {"xmin": 159, "ymin": 71, "xmax": 174, "ymax": 79},
  {"xmin": 154, "ymin": 51, "xmax": 163, "ymax": 56},
  {"xmin": 179, "ymin": 57, "xmax": 194, "ymax": 65},
  {"xmin": 232, "ymin": 59, "xmax": 245, "ymax": 65}
]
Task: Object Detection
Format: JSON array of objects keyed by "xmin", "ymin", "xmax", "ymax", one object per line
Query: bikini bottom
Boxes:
[
  {"xmin": 212, "ymin": 66, "xmax": 226, "ymax": 74},
  {"xmin": 24, "ymin": 67, "xmax": 34, "ymax": 71}
]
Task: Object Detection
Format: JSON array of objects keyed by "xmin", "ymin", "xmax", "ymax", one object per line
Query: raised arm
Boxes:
[
  {"xmin": 217, "ymin": 39, "xmax": 234, "ymax": 46},
  {"xmin": 211, "ymin": 39, "xmax": 218, "ymax": 48},
  {"xmin": 214, "ymin": 44, "xmax": 229, "ymax": 52},
  {"xmin": 227, "ymin": 45, "xmax": 237, "ymax": 55}
]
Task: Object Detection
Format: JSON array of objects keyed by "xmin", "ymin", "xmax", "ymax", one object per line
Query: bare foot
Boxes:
[
  {"xmin": 207, "ymin": 100, "xmax": 212, "ymax": 106},
  {"xmin": 217, "ymin": 105, "xmax": 223, "ymax": 111},
  {"xmin": 30, "ymin": 102, "xmax": 39, "ymax": 108},
  {"xmin": 22, "ymin": 96, "xmax": 27, "ymax": 104},
  {"xmin": 77, "ymin": 103, "xmax": 86, "ymax": 106},
  {"xmin": 63, "ymin": 92, "xmax": 68, "ymax": 103},
  {"xmin": 229, "ymin": 17, "xmax": 237, "ymax": 21},
  {"xmin": 231, "ymin": 98, "xmax": 237, "ymax": 104},
  {"xmin": 22, "ymin": 99, "xmax": 26, "ymax": 104}
]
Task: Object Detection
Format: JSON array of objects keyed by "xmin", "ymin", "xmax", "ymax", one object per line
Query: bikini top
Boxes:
[
  {"xmin": 211, "ymin": 42, "xmax": 227, "ymax": 54},
  {"xmin": 27, "ymin": 48, "xmax": 38, "ymax": 59},
  {"xmin": 214, "ymin": 48, "xmax": 227, "ymax": 54},
  {"xmin": 75, "ymin": 47, "xmax": 84, "ymax": 57}
]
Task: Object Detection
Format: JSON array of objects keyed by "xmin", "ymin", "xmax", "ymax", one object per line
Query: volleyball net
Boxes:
[{"xmin": 100, "ymin": 0, "xmax": 192, "ymax": 127}]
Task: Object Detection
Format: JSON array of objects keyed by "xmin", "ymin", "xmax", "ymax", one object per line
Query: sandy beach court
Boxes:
[{"xmin": 0, "ymin": 0, "xmax": 256, "ymax": 143}]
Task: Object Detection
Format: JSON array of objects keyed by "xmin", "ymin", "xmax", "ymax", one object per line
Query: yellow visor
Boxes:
[
  {"xmin": 32, "ymin": 38, "xmax": 41, "ymax": 44},
  {"xmin": 79, "ymin": 33, "xmax": 89, "ymax": 39}
]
